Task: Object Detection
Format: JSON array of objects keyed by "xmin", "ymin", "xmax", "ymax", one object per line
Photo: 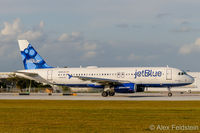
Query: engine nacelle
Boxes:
[{"xmin": 114, "ymin": 83, "xmax": 135, "ymax": 93}]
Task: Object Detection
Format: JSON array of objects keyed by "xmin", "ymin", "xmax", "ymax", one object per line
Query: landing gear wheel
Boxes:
[
  {"xmin": 168, "ymin": 92, "xmax": 172, "ymax": 97},
  {"xmin": 102, "ymin": 91, "xmax": 108, "ymax": 97},
  {"xmin": 109, "ymin": 91, "xmax": 115, "ymax": 96}
]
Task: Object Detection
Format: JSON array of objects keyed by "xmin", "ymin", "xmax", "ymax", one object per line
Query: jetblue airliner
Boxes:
[{"xmin": 16, "ymin": 40, "xmax": 194, "ymax": 97}]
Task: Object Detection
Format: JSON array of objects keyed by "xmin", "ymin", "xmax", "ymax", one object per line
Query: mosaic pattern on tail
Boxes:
[{"xmin": 20, "ymin": 44, "xmax": 53, "ymax": 69}]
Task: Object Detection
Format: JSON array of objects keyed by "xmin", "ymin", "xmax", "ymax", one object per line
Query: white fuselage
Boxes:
[{"xmin": 16, "ymin": 67, "xmax": 194, "ymax": 88}]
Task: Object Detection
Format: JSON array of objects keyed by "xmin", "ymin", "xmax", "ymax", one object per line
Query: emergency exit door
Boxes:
[
  {"xmin": 166, "ymin": 69, "xmax": 172, "ymax": 80},
  {"xmin": 47, "ymin": 70, "xmax": 53, "ymax": 81}
]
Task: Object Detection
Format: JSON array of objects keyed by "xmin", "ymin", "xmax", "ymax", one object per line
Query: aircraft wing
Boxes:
[
  {"xmin": 0, "ymin": 72, "xmax": 15, "ymax": 79},
  {"xmin": 15, "ymin": 72, "xmax": 39, "ymax": 77},
  {"xmin": 72, "ymin": 75, "xmax": 129, "ymax": 85},
  {"xmin": 15, "ymin": 71, "xmax": 51, "ymax": 84}
]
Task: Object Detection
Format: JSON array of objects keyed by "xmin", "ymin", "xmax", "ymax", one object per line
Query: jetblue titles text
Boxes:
[{"xmin": 134, "ymin": 70, "xmax": 162, "ymax": 79}]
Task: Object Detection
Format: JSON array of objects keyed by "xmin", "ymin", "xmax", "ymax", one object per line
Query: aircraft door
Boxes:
[
  {"xmin": 47, "ymin": 70, "xmax": 53, "ymax": 81},
  {"xmin": 166, "ymin": 69, "xmax": 172, "ymax": 80}
]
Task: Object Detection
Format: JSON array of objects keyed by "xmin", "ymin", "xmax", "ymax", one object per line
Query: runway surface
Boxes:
[{"xmin": 0, "ymin": 92, "xmax": 200, "ymax": 100}]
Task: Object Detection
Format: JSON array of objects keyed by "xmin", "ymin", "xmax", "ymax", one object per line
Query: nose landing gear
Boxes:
[
  {"xmin": 168, "ymin": 92, "xmax": 172, "ymax": 97},
  {"xmin": 168, "ymin": 87, "xmax": 172, "ymax": 97}
]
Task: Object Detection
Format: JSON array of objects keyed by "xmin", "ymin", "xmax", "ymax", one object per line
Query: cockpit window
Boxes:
[{"xmin": 178, "ymin": 71, "xmax": 187, "ymax": 75}]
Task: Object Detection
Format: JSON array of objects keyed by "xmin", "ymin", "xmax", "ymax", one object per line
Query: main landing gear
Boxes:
[
  {"xmin": 101, "ymin": 86, "xmax": 115, "ymax": 97},
  {"xmin": 101, "ymin": 91, "xmax": 115, "ymax": 97},
  {"xmin": 168, "ymin": 87, "xmax": 172, "ymax": 97}
]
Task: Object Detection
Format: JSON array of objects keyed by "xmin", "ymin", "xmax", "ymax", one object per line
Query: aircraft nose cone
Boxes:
[
  {"xmin": 191, "ymin": 77, "xmax": 194, "ymax": 83},
  {"xmin": 189, "ymin": 76, "xmax": 194, "ymax": 84}
]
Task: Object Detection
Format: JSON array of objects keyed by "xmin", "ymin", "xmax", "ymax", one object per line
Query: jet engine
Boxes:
[{"xmin": 114, "ymin": 83, "xmax": 135, "ymax": 93}]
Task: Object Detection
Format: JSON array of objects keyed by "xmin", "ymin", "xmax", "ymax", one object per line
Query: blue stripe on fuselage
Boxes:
[
  {"xmin": 55, "ymin": 83, "xmax": 191, "ymax": 88},
  {"xmin": 56, "ymin": 84, "xmax": 104, "ymax": 88}
]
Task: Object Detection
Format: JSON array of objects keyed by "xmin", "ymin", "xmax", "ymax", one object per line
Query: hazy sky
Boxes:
[{"xmin": 1, "ymin": 0, "xmax": 200, "ymax": 71}]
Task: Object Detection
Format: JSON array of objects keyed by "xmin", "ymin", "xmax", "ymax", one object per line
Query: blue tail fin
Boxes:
[{"xmin": 18, "ymin": 40, "xmax": 53, "ymax": 70}]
